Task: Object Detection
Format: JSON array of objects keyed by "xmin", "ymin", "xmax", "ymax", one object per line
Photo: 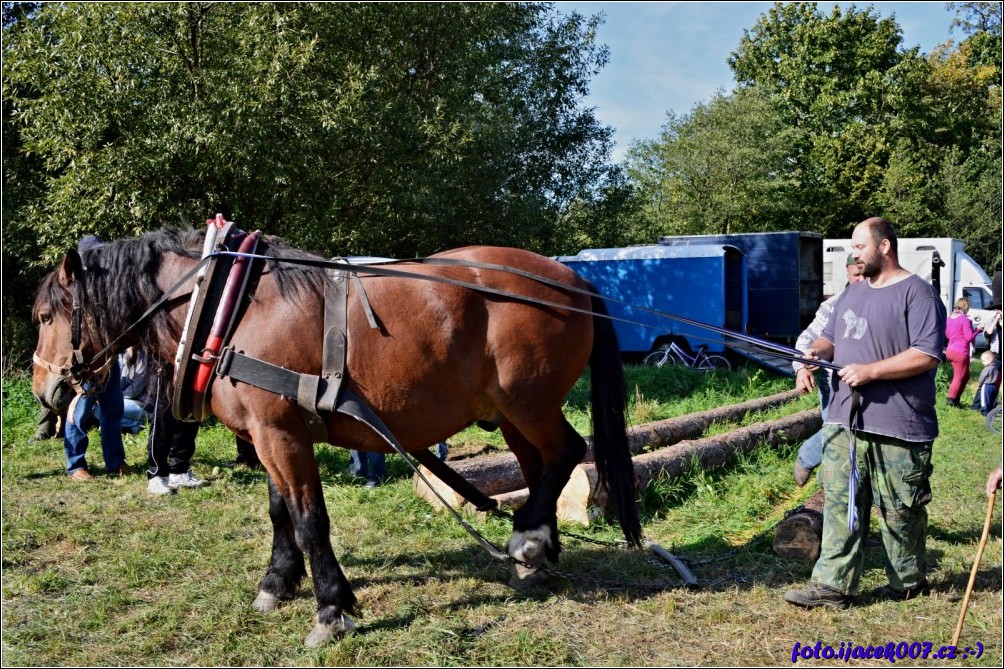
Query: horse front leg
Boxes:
[
  {"xmin": 293, "ymin": 488, "xmax": 358, "ymax": 646},
  {"xmin": 254, "ymin": 435, "xmax": 357, "ymax": 646},
  {"xmin": 252, "ymin": 475, "xmax": 307, "ymax": 613}
]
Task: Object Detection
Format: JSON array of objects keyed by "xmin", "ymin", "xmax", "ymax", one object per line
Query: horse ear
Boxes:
[{"xmin": 59, "ymin": 249, "xmax": 84, "ymax": 287}]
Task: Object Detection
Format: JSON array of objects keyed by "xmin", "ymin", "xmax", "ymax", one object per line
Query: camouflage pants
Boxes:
[{"xmin": 810, "ymin": 424, "xmax": 933, "ymax": 595}]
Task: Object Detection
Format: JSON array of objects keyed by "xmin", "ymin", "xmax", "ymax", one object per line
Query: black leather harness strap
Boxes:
[
  {"xmin": 411, "ymin": 449, "xmax": 498, "ymax": 512},
  {"xmin": 293, "ymin": 272, "xmax": 349, "ymax": 442},
  {"xmin": 213, "ymin": 344, "xmax": 499, "ymax": 511},
  {"xmin": 335, "ymin": 390, "xmax": 507, "ymax": 558}
]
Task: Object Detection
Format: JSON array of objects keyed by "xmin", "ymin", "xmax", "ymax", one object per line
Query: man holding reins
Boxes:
[{"xmin": 785, "ymin": 217, "xmax": 947, "ymax": 609}]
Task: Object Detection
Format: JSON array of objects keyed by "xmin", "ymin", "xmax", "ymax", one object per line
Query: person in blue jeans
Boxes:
[
  {"xmin": 792, "ymin": 254, "xmax": 863, "ymax": 486},
  {"xmin": 119, "ymin": 348, "xmax": 154, "ymax": 434},
  {"xmin": 64, "ymin": 357, "xmax": 131, "ymax": 480},
  {"xmin": 349, "ymin": 441, "xmax": 448, "ymax": 488}
]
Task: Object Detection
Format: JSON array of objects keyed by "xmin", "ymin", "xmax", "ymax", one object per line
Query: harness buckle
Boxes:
[{"xmin": 215, "ymin": 347, "xmax": 235, "ymax": 379}]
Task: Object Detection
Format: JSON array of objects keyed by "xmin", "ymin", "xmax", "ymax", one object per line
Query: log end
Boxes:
[{"xmin": 772, "ymin": 508, "xmax": 823, "ymax": 561}]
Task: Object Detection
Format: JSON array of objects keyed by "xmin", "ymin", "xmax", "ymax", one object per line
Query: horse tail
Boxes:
[{"xmin": 587, "ymin": 286, "xmax": 642, "ymax": 547}]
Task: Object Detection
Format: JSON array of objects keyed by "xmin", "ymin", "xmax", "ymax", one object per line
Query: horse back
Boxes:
[{"xmin": 341, "ymin": 246, "xmax": 594, "ymax": 445}]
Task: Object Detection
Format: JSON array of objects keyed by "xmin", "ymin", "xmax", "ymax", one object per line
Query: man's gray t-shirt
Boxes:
[{"xmin": 821, "ymin": 274, "xmax": 947, "ymax": 442}]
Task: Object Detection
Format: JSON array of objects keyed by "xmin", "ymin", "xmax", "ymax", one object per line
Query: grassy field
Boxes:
[{"xmin": 2, "ymin": 362, "xmax": 1001, "ymax": 666}]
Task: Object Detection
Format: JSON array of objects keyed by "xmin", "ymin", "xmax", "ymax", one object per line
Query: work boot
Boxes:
[
  {"xmin": 69, "ymin": 468, "xmax": 93, "ymax": 481},
  {"xmin": 783, "ymin": 583, "xmax": 850, "ymax": 609},
  {"xmin": 793, "ymin": 461, "xmax": 812, "ymax": 487},
  {"xmin": 871, "ymin": 580, "xmax": 930, "ymax": 601}
]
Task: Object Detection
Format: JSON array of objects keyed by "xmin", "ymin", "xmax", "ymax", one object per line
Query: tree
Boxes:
[
  {"xmin": 624, "ymin": 87, "xmax": 802, "ymax": 236},
  {"xmin": 557, "ymin": 166, "xmax": 648, "ymax": 250},
  {"xmin": 949, "ymin": 1, "xmax": 1002, "ymax": 70},
  {"xmin": 3, "ymin": 2, "xmax": 615, "ymax": 260},
  {"xmin": 727, "ymin": 2, "xmax": 919, "ymax": 234},
  {"xmin": 3, "ymin": 2, "xmax": 620, "ymax": 366}
]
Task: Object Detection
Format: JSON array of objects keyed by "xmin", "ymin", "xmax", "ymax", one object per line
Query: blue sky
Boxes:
[{"xmin": 554, "ymin": 2, "xmax": 964, "ymax": 161}]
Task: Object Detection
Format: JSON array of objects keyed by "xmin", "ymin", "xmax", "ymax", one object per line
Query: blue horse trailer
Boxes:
[
  {"xmin": 658, "ymin": 232, "xmax": 823, "ymax": 341},
  {"xmin": 556, "ymin": 245, "xmax": 747, "ymax": 355}
]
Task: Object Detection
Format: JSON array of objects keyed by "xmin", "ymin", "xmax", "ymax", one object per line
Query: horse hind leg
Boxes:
[{"xmin": 500, "ymin": 417, "xmax": 585, "ymax": 589}]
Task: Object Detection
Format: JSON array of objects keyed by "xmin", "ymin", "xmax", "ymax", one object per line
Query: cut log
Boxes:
[
  {"xmin": 493, "ymin": 488, "xmax": 529, "ymax": 510},
  {"xmin": 412, "ymin": 388, "xmax": 807, "ymax": 502},
  {"xmin": 599, "ymin": 388, "xmax": 805, "ymax": 459},
  {"xmin": 556, "ymin": 409, "xmax": 822, "ymax": 525},
  {"xmin": 772, "ymin": 489, "xmax": 825, "ymax": 561},
  {"xmin": 418, "ymin": 408, "xmax": 823, "ymax": 527},
  {"xmin": 412, "ymin": 465, "xmax": 467, "ymax": 510}
]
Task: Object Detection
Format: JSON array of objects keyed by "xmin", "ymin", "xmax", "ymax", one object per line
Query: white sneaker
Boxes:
[
  {"xmin": 147, "ymin": 476, "xmax": 174, "ymax": 495},
  {"xmin": 168, "ymin": 470, "xmax": 207, "ymax": 490}
]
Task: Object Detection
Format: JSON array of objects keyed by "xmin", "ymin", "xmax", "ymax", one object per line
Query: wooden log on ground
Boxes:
[
  {"xmin": 412, "ymin": 452, "xmax": 527, "ymax": 507},
  {"xmin": 413, "ymin": 388, "xmax": 806, "ymax": 505},
  {"xmin": 772, "ymin": 488, "xmax": 825, "ymax": 561},
  {"xmin": 596, "ymin": 388, "xmax": 805, "ymax": 459},
  {"xmin": 418, "ymin": 408, "xmax": 823, "ymax": 526},
  {"xmin": 557, "ymin": 409, "xmax": 822, "ymax": 525}
]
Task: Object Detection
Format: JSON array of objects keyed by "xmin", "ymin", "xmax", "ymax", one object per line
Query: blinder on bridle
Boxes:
[{"xmin": 34, "ymin": 259, "xmax": 113, "ymax": 396}]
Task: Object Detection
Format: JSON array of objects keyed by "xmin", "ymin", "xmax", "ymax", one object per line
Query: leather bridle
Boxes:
[{"xmin": 33, "ymin": 269, "xmax": 114, "ymax": 395}]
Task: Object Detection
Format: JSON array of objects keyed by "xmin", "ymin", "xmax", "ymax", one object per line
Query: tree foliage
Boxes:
[
  {"xmin": 2, "ymin": 1, "xmax": 617, "ymax": 365},
  {"xmin": 3, "ymin": 2, "xmax": 615, "ymax": 258},
  {"xmin": 625, "ymin": 87, "xmax": 802, "ymax": 235},
  {"xmin": 625, "ymin": 1, "xmax": 1000, "ymax": 272}
]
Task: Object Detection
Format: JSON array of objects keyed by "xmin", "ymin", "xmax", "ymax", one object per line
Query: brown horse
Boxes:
[{"xmin": 32, "ymin": 227, "xmax": 641, "ymax": 646}]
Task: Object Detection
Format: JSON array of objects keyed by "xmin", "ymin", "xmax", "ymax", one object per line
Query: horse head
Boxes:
[
  {"xmin": 32, "ymin": 247, "xmax": 120, "ymax": 406},
  {"xmin": 32, "ymin": 233, "xmax": 190, "ymax": 406}
]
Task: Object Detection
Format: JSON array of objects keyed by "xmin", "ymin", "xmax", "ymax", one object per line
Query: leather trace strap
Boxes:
[{"xmin": 218, "ymin": 250, "xmax": 843, "ymax": 374}]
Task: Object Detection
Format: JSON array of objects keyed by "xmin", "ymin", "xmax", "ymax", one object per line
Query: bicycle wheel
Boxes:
[
  {"xmin": 702, "ymin": 355, "xmax": 731, "ymax": 371},
  {"xmin": 987, "ymin": 405, "xmax": 1002, "ymax": 435},
  {"xmin": 643, "ymin": 349, "xmax": 670, "ymax": 367}
]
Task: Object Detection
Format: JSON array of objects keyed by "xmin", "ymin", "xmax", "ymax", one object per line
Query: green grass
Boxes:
[{"xmin": 2, "ymin": 361, "xmax": 1001, "ymax": 666}]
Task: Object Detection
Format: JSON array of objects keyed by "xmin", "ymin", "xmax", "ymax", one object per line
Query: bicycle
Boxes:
[{"xmin": 643, "ymin": 340, "xmax": 731, "ymax": 371}]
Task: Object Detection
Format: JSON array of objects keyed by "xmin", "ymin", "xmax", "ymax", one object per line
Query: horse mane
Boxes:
[
  {"xmin": 77, "ymin": 227, "xmax": 202, "ymax": 364},
  {"xmin": 35, "ymin": 226, "xmax": 330, "ymax": 373}
]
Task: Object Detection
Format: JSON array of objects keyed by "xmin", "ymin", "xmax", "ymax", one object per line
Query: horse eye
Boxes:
[{"xmin": 39, "ymin": 312, "xmax": 53, "ymax": 325}]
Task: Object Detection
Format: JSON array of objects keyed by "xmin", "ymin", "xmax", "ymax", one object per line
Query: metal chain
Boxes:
[{"xmin": 493, "ymin": 502, "xmax": 810, "ymax": 592}]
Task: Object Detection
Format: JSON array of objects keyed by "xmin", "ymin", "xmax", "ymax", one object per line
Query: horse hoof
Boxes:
[
  {"xmin": 508, "ymin": 569, "xmax": 549, "ymax": 590},
  {"xmin": 305, "ymin": 613, "xmax": 356, "ymax": 647},
  {"xmin": 506, "ymin": 526, "xmax": 551, "ymax": 585},
  {"xmin": 252, "ymin": 591, "xmax": 280, "ymax": 613}
]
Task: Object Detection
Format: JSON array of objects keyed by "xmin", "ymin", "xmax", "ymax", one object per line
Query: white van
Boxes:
[{"xmin": 824, "ymin": 237, "xmax": 995, "ymax": 349}]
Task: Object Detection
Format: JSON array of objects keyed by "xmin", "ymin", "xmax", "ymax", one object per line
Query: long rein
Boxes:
[
  {"xmin": 66, "ymin": 248, "xmax": 849, "ymax": 588},
  {"xmin": 80, "ymin": 249, "xmax": 843, "ymax": 379}
]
